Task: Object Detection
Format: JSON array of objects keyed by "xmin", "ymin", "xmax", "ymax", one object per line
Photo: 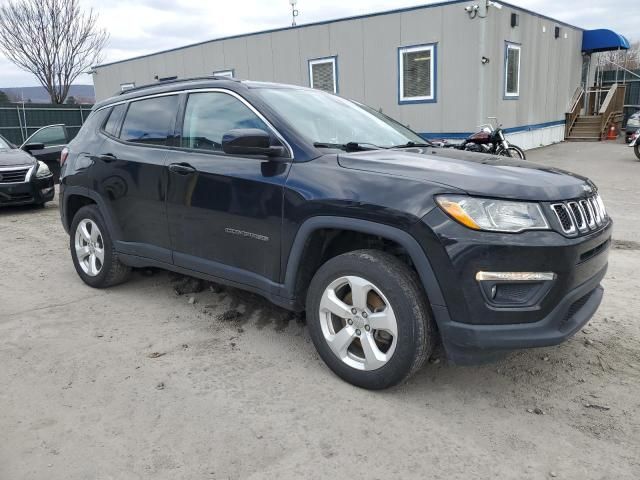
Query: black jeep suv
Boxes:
[{"xmin": 59, "ymin": 77, "xmax": 611, "ymax": 389}]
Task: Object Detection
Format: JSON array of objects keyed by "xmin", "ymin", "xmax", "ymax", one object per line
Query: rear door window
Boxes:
[{"xmin": 119, "ymin": 95, "xmax": 179, "ymax": 146}]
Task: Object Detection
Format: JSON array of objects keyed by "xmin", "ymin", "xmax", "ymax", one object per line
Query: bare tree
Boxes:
[
  {"xmin": 601, "ymin": 41, "xmax": 640, "ymax": 72},
  {"xmin": 0, "ymin": 0, "xmax": 107, "ymax": 104}
]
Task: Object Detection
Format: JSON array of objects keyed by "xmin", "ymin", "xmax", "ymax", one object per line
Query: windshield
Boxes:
[
  {"xmin": 255, "ymin": 87, "xmax": 426, "ymax": 148},
  {"xmin": 0, "ymin": 136, "xmax": 11, "ymax": 149}
]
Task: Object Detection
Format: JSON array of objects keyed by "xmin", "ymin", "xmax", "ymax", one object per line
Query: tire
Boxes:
[
  {"xmin": 306, "ymin": 249, "xmax": 435, "ymax": 390},
  {"xmin": 634, "ymin": 143, "xmax": 640, "ymax": 161},
  {"xmin": 498, "ymin": 145, "xmax": 526, "ymax": 160},
  {"xmin": 69, "ymin": 205, "xmax": 131, "ymax": 288}
]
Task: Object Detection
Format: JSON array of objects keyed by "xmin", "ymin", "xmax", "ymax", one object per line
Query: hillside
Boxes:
[{"xmin": 0, "ymin": 85, "xmax": 95, "ymax": 103}]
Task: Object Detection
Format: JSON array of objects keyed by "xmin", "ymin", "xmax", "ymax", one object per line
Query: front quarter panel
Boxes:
[{"xmin": 280, "ymin": 154, "xmax": 463, "ymax": 273}]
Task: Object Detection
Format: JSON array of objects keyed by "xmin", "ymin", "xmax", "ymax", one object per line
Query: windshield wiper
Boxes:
[
  {"xmin": 389, "ymin": 141, "xmax": 434, "ymax": 148},
  {"xmin": 313, "ymin": 142, "xmax": 384, "ymax": 152}
]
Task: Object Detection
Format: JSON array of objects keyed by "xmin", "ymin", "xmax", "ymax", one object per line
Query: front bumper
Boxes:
[
  {"xmin": 0, "ymin": 174, "xmax": 55, "ymax": 206},
  {"xmin": 413, "ymin": 207, "xmax": 612, "ymax": 364},
  {"xmin": 434, "ymin": 266, "xmax": 605, "ymax": 364}
]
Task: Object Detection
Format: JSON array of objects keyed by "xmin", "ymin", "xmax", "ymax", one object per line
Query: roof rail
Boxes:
[{"xmin": 118, "ymin": 75, "xmax": 240, "ymax": 95}]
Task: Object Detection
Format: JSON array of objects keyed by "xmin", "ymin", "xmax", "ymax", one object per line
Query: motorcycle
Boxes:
[
  {"xmin": 629, "ymin": 129, "xmax": 640, "ymax": 161},
  {"xmin": 436, "ymin": 117, "xmax": 526, "ymax": 159}
]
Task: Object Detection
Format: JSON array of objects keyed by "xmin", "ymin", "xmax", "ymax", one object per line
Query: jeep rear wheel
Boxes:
[
  {"xmin": 70, "ymin": 205, "xmax": 131, "ymax": 288},
  {"xmin": 306, "ymin": 249, "xmax": 434, "ymax": 389}
]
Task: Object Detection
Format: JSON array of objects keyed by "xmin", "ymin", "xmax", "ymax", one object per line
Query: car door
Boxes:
[
  {"xmin": 165, "ymin": 90, "xmax": 291, "ymax": 286},
  {"xmin": 21, "ymin": 124, "xmax": 69, "ymax": 182},
  {"xmin": 94, "ymin": 94, "xmax": 179, "ymax": 263}
]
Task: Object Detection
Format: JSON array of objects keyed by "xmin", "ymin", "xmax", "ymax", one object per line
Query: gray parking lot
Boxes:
[{"xmin": 1, "ymin": 141, "xmax": 639, "ymax": 479}]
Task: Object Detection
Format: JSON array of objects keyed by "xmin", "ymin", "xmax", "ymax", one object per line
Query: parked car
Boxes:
[
  {"xmin": 19, "ymin": 124, "xmax": 70, "ymax": 183},
  {"xmin": 629, "ymin": 129, "xmax": 640, "ymax": 160},
  {"xmin": 0, "ymin": 133, "xmax": 55, "ymax": 207},
  {"xmin": 625, "ymin": 111, "xmax": 640, "ymax": 143},
  {"xmin": 58, "ymin": 77, "xmax": 612, "ymax": 389}
]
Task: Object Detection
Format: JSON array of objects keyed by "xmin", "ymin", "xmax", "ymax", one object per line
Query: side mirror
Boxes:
[
  {"xmin": 222, "ymin": 129, "xmax": 286, "ymax": 158},
  {"xmin": 22, "ymin": 142, "xmax": 45, "ymax": 153}
]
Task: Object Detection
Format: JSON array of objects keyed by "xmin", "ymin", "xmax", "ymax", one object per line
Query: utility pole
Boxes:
[{"xmin": 290, "ymin": 0, "xmax": 299, "ymax": 26}]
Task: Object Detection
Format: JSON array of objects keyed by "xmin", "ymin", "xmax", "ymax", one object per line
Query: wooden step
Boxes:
[
  {"xmin": 574, "ymin": 118, "xmax": 602, "ymax": 125},
  {"xmin": 572, "ymin": 124, "xmax": 601, "ymax": 129},
  {"xmin": 566, "ymin": 136, "xmax": 601, "ymax": 142},
  {"xmin": 571, "ymin": 128, "xmax": 601, "ymax": 135}
]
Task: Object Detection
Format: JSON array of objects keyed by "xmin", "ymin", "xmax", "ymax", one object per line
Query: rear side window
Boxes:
[
  {"xmin": 181, "ymin": 92, "xmax": 269, "ymax": 151},
  {"xmin": 71, "ymin": 108, "xmax": 110, "ymax": 145},
  {"xmin": 120, "ymin": 95, "xmax": 179, "ymax": 146},
  {"xmin": 103, "ymin": 104, "xmax": 127, "ymax": 137}
]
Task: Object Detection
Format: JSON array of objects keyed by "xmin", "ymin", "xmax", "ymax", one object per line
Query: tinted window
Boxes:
[
  {"xmin": 103, "ymin": 104, "xmax": 126, "ymax": 137},
  {"xmin": 27, "ymin": 125, "xmax": 67, "ymax": 146},
  {"xmin": 181, "ymin": 92, "xmax": 269, "ymax": 151},
  {"xmin": 120, "ymin": 95, "xmax": 179, "ymax": 146}
]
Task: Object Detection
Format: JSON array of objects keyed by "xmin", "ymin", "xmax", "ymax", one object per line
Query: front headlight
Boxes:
[
  {"xmin": 36, "ymin": 161, "xmax": 51, "ymax": 178},
  {"xmin": 436, "ymin": 195, "xmax": 549, "ymax": 233}
]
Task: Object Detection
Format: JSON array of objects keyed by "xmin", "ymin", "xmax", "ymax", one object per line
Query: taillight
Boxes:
[{"xmin": 60, "ymin": 147, "xmax": 69, "ymax": 165}]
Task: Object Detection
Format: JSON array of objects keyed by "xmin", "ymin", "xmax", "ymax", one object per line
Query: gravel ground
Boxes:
[{"xmin": 1, "ymin": 141, "xmax": 639, "ymax": 479}]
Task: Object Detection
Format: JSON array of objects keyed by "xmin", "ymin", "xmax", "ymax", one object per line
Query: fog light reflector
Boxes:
[{"xmin": 476, "ymin": 271, "xmax": 555, "ymax": 282}]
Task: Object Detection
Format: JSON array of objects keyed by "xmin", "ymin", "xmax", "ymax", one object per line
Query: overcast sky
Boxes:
[{"xmin": 0, "ymin": 0, "xmax": 637, "ymax": 88}]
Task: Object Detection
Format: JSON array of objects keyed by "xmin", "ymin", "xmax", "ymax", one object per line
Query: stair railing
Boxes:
[
  {"xmin": 565, "ymin": 86, "xmax": 584, "ymax": 138},
  {"xmin": 598, "ymin": 83, "xmax": 626, "ymax": 138}
]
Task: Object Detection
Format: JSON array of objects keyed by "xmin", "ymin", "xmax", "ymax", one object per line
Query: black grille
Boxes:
[
  {"xmin": 494, "ymin": 283, "xmax": 535, "ymax": 303},
  {"xmin": 579, "ymin": 239, "xmax": 610, "ymax": 263},
  {"xmin": 559, "ymin": 291, "xmax": 594, "ymax": 332},
  {"xmin": 0, "ymin": 192, "xmax": 32, "ymax": 203},
  {"xmin": 0, "ymin": 167, "xmax": 29, "ymax": 183},
  {"xmin": 579, "ymin": 200, "xmax": 593, "ymax": 226},
  {"xmin": 550, "ymin": 195, "xmax": 607, "ymax": 236},
  {"xmin": 552, "ymin": 204, "xmax": 573, "ymax": 232},
  {"xmin": 568, "ymin": 202, "xmax": 585, "ymax": 230}
]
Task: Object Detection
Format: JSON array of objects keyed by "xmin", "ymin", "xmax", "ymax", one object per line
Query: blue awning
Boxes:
[{"xmin": 582, "ymin": 29, "xmax": 631, "ymax": 53}]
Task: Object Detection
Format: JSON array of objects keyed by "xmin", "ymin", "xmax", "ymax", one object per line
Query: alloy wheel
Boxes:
[
  {"xmin": 319, "ymin": 275, "xmax": 398, "ymax": 371},
  {"xmin": 74, "ymin": 219, "xmax": 105, "ymax": 277}
]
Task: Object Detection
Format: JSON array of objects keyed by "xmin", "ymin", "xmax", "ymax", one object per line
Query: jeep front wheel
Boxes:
[{"xmin": 306, "ymin": 249, "xmax": 435, "ymax": 389}]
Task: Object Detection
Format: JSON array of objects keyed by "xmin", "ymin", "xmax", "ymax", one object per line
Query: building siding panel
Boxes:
[{"xmin": 91, "ymin": 3, "xmax": 585, "ymax": 148}]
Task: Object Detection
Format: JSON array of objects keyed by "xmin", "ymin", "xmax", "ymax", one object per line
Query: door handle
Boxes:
[
  {"xmin": 168, "ymin": 163, "xmax": 196, "ymax": 175},
  {"xmin": 98, "ymin": 153, "xmax": 117, "ymax": 162}
]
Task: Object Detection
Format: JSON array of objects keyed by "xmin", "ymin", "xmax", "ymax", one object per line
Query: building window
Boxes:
[
  {"xmin": 398, "ymin": 44, "xmax": 436, "ymax": 103},
  {"xmin": 504, "ymin": 43, "xmax": 521, "ymax": 98},
  {"xmin": 308, "ymin": 57, "xmax": 337, "ymax": 94},
  {"xmin": 120, "ymin": 82, "xmax": 135, "ymax": 92},
  {"xmin": 214, "ymin": 70, "xmax": 234, "ymax": 78}
]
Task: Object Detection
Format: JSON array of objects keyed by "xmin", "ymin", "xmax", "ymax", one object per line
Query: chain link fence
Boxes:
[{"xmin": 0, "ymin": 103, "xmax": 93, "ymax": 145}]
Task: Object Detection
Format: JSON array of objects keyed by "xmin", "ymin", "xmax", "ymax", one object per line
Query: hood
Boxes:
[
  {"xmin": 0, "ymin": 148, "xmax": 36, "ymax": 168},
  {"xmin": 337, "ymin": 147, "xmax": 594, "ymax": 201}
]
